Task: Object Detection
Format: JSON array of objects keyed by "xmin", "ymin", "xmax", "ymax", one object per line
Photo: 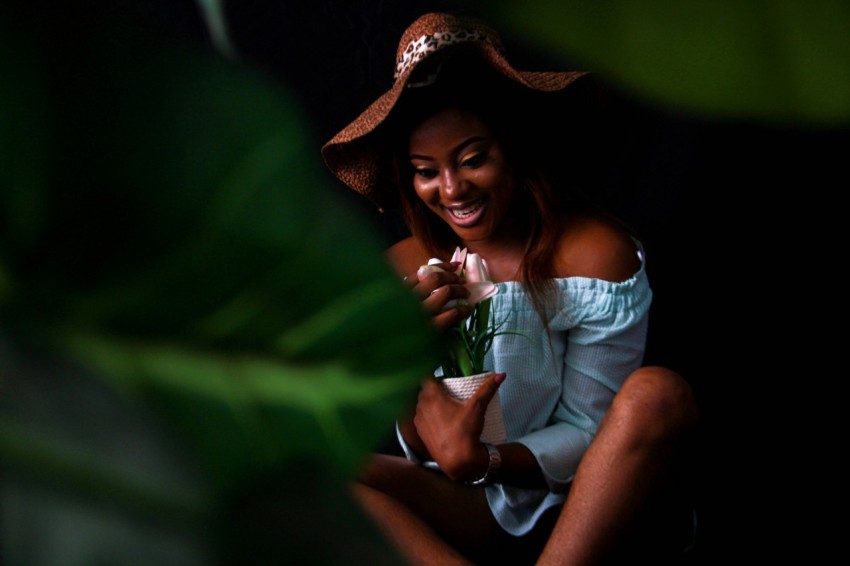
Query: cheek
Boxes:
[
  {"xmin": 481, "ymin": 170, "xmax": 518, "ymax": 216},
  {"xmin": 476, "ymin": 168, "xmax": 514, "ymax": 196},
  {"xmin": 412, "ymin": 179, "xmax": 439, "ymax": 204}
]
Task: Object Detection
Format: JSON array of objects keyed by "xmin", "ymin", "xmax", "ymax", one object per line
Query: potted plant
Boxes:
[{"xmin": 420, "ymin": 247, "xmax": 521, "ymax": 444}]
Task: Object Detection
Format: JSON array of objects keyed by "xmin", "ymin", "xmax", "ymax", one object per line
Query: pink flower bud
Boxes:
[
  {"xmin": 419, "ymin": 248, "xmax": 498, "ymax": 304},
  {"xmin": 464, "ymin": 252, "xmax": 490, "ymax": 284},
  {"xmin": 466, "ymin": 281, "xmax": 498, "ymax": 305},
  {"xmin": 450, "ymin": 247, "xmax": 466, "ymax": 276}
]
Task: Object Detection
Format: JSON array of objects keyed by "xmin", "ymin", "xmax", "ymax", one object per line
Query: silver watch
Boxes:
[{"xmin": 466, "ymin": 443, "xmax": 501, "ymax": 486}]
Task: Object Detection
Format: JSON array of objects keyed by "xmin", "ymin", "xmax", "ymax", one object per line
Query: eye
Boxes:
[
  {"xmin": 460, "ymin": 152, "xmax": 485, "ymax": 168},
  {"xmin": 413, "ymin": 167, "xmax": 438, "ymax": 180}
]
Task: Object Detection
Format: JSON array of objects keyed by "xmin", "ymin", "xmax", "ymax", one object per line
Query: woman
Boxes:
[{"xmin": 322, "ymin": 12, "xmax": 698, "ymax": 565}]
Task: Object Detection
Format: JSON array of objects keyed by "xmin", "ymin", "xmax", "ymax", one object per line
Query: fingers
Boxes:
[
  {"xmin": 399, "ymin": 262, "xmax": 455, "ymax": 290},
  {"xmin": 423, "ymin": 283, "xmax": 469, "ymax": 312},
  {"xmin": 400, "ymin": 262, "xmax": 470, "ymax": 331},
  {"xmin": 431, "ymin": 304, "xmax": 472, "ymax": 332},
  {"xmin": 414, "ymin": 269, "xmax": 464, "ymax": 299},
  {"xmin": 422, "ymin": 373, "xmax": 505, "ymax": 413},
  {"xmin": 417, "ymin": 261, "xmax": 462, "ymax": 280},
  {"xmin": 468, "ymin": 373, "xmax": 506, "ymax": 412}
]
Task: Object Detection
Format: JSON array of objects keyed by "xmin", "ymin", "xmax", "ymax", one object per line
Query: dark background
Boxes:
[{"xmin": 33, "ymin": 0, "xmax": 849, "ymax": 561}]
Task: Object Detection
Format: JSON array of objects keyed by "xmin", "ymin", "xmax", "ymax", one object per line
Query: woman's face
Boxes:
[{"xmin": 408, "ymin": 106, "xmax": 517, "ymax": 245}]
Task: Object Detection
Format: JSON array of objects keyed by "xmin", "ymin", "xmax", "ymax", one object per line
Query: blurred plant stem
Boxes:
[{"xmin": 195, "ymin": 0, "xmax": 237, "ymax": 59}]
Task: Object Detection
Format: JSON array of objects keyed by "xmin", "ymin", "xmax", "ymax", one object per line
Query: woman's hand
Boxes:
[
  {"xmin": 413, "ymin": 373, "xmax": 506, "ymax": 481},
  {"xmin": 403, "ymin": 260, "xmax": 472, "ymax": 331}
]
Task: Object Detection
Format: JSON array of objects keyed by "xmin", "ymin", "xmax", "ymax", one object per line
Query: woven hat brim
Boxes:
[{"xmin": 321, "ymin": 43, "xmax": 590, "ymax": 210}]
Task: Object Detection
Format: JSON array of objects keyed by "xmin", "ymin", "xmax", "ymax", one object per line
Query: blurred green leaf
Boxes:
[
  {"xmin": 58, "ymin": 325, "xmax": 424, "ymax": 488},
  {"xmin": 0, "ymin": 3, "xmax": 438, "ymax": 507},
  {"xmin": 475, "ymin": 0, "xmax": 850, "ymax": 124}
]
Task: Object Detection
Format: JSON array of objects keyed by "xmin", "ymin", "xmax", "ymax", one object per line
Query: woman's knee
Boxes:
[{"xmin": 613, "ymin": 366, "xmax": 699, "ymax": 440}]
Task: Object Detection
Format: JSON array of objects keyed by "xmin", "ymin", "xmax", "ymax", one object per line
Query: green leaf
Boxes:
[
  {"xmin": 464, "ymin": 1, "xmax": 850, "ymax": 124},
  {"xmin": 0, "ymin": 5, "xmax": 439, "ymax": 502},
  {"xmin": 56, "ymin": 329, "xmax": 425, "ymax": 486}
]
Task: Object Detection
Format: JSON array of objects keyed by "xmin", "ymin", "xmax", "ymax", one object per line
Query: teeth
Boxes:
[{"xmin": 448, "ymin": 200, "xmax": 482, "ymax": 218}]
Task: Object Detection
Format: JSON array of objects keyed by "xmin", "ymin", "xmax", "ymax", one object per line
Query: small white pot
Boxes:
[{"xmin": 440, "ymin": 371, "xmax": 507, "ymax": 445}]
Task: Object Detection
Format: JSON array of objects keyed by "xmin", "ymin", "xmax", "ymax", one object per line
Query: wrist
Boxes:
[{"xmin": 465, "ymin": 443, "xmax": 501, "ymax": 486}]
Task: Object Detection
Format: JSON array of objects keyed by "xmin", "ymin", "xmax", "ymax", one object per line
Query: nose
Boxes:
[{"xmin": 440, "ymin": 168, "xmax": 465, "ymax": 199}]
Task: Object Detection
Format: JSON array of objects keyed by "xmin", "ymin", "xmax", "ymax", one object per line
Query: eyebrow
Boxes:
[{"xmin": 409, "ymin": 135, "xmax": 488, "ymax": 161}]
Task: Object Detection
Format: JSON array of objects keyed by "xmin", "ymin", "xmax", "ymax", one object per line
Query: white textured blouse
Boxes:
[{"xmin": 400, "ymin": 251, "xmax": 652, "ymax": 536}]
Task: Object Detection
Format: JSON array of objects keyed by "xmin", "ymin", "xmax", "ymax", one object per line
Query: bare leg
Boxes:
[
  {"xmin": 354, "ymin": 453, "xmax": 558, "ymax": 563},
  {"xmin": 354, "ymin": 454, "xmax": 504, "ymax": 561},
  {"xmin": 536, "ymin": 366, "xmax": 699, "ymax": 565},
  {"xmin": 351, "ymin": 482, "xmax": 475, "ymax": 566}
]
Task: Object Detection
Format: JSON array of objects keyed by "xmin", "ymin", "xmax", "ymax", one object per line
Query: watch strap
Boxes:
[{"xmin": 465, "ymin": 443, "xmax": 501, "ymax": 486}]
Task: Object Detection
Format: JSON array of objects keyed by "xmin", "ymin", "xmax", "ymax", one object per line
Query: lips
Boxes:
[{"xmin": 445, "ymin": 198, "xmax": 485, "ymax": 226}]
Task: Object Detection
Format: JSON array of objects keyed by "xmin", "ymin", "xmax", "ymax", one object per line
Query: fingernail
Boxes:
[{"xmin": 494, "ymin": 373, "xmax": 506, "ymax": 385}]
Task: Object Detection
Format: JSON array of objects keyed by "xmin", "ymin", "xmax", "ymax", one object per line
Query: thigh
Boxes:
[
  {"xmin": 358, "ymin": 454, "xmax": 565, "ymax": 565},
  {"xmin": 358, "ymin": 454, "xmax": 501, "ymax": 544}
]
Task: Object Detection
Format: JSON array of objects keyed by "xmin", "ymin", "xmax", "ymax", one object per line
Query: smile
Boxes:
[{"xmin": 446, "ymin": 199, "xmax": 484, "ymax": 219}]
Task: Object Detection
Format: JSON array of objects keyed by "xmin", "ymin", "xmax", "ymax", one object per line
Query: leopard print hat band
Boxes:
[
  {"xmin": 394, "ymin": 27, "xmax": 499, "ymax": 81},
  {"xmin": 321, "ymin": 12, "xmax": 589, "ymax": 211}
]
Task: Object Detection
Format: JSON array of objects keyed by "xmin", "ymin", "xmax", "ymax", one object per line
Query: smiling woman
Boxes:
[
  {"xmin": 321, "ymin": 11, "xmax": 699, "ymax": 565},
  {"xmin": 408, "ymin": 106, "xmax": 517, "ymax": 246}
]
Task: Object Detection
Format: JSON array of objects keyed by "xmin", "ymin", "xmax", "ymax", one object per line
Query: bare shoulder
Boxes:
[
  {"xmin": 554, "ymin": 213, "xmax": 642, "ymax": 282},
  {"xmin": 385, "ymin": 237, "xmax": 432, "ymax": 278}
]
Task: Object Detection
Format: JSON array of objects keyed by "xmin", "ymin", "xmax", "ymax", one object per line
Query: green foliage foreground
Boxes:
[
  {"xmin": 478, "ymin": 0, "xmax": 850, "ymax": 125},
  {"xmin": 0, "ymin": 6, "xmax": 437, "ymax": 564}
]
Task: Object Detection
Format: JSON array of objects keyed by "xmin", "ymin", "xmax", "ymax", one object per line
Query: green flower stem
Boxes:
[
  {"xmin": 443, "ymin": 297, "xmax": 496, "ymax": 378},
  {"xmin": 456, "ymin": 325, "xmax": 475, "ymax": 377},
  {"xmin": 473, "ymin": 299, "xmax": 490, "ymax": 373}
]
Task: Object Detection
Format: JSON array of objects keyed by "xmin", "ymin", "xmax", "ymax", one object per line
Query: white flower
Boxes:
[{"xmin": 419, "ymin": 247, "xmax": 498, "ymax": 306}]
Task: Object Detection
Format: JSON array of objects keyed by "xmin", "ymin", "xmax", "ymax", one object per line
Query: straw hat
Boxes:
[{"xmin": 321, "ymin": 12, "xmax": 590, "ymax": 211}]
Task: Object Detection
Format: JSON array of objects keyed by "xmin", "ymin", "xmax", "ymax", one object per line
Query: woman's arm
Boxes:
[{"xmin": 519, "ymin": 216, "xmax": 651, "ymax": 492}]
